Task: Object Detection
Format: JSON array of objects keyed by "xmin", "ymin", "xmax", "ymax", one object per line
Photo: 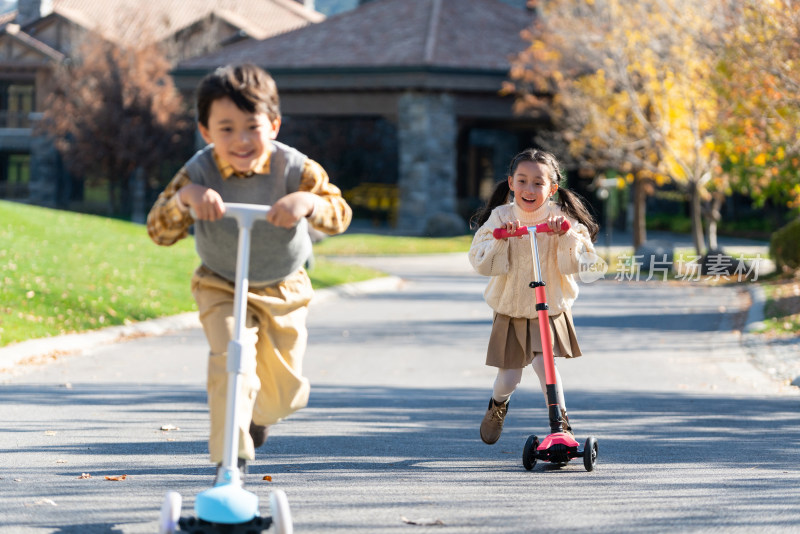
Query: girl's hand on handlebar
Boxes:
[
  {"xmin": 267, "ymin": 192, "xmax": 316, "ymax": 229},
  {"xmin": 546, "ymin": 215, "xmax": 568, "ymax": 236},
  {"xmin": 180, "ymin": 184, "xmax": 225, "ymax": 221},
  {"xmin": 500, "ymin": 220, "xmax": 523, "ymax": 240}
]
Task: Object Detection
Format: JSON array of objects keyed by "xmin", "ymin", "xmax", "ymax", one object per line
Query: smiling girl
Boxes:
[{"xmin": 468, "ymin": 148, "xmax": 598, "ymax": 446}]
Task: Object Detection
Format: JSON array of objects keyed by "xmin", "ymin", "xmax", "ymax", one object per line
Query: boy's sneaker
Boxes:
[
  {"xmin": 214, "ymin": 457, "xmax": 247, "ymax": 486},
  {"xmin": 480, "ymin": 397, "xmax": 509, "ymax": 445},
  {"xmin": 249, "ymin": 421, "xmax": 268, "ymax": 448}
]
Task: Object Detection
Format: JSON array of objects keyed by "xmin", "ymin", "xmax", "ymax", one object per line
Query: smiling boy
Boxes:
[{"xmin": 147, "ymin": 64, "xmax": 351, "ymax": 481}]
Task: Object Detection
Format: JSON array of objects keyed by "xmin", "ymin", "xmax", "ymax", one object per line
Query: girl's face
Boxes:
[{"xmin": 507, "ymin": 161, "xmax": 558, "ymax": 213}]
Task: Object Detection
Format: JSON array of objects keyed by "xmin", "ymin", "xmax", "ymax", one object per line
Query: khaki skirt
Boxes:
[{"xmin": 486, "ymin": 310, "xmax": 582, "ymax": 369}]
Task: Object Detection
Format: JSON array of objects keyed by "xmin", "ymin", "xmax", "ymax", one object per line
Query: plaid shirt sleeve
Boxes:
[
  {"xmin": 300, "ymin": 159, "xmax": 352, "ymax": 235},
  {"xmin": 146, "ymin": 166, "xmax": 194, "ymax": 246}
]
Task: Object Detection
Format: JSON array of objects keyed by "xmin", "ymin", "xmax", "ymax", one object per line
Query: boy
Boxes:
[{"xmin": 147, "ymin": 64, "xmax": 352, "ymax": 481}]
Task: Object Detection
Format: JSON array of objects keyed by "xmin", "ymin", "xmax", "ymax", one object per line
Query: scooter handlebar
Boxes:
[
  {"xmin": 492, "ymin": 220, "xmax": 571, "ymax": 239},
  {"xmin": 189, "ymin": 202, "xmax": 272, "ymax": 226}
]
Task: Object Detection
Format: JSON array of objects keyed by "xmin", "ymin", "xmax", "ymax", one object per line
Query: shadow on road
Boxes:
[
  {"xmin": 2, "ymin": 382, "xmax": 798, "ymax": 532},
  {"xmin": 2, "ymin": 383, "xmax": 796, "ymax": 471},
  {"xmin": 261, "ymin": 385, "xmax": 800, "ymax": 473}
]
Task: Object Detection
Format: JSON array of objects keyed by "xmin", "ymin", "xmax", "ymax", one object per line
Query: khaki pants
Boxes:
[{"xmin": 191, "ymin": 266, "xmax": 313, "ymax": 463}]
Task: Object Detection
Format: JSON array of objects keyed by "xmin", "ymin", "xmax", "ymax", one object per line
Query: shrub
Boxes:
[{"xmin": 770, "ymin": 218, "xmax": 800, "ymax": 273}]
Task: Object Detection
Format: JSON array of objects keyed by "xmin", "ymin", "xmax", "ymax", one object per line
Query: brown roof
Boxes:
[
  {"xmin": 179, "ymin": 0, "xmax": 531, "ymax": 72},
  {"xmin": 25, "ymin": 0, "xmax": 324, "ymax": 46},
  {"xmin": 1, "ymin": 23, "xmax": 66, "ymax": 63}
]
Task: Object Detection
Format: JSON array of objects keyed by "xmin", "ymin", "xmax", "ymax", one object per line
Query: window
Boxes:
[
  {"xmin": 0, "ymin": 153, "xmax": 31, "ymax": 199},
  {"xmin": 1, "ymin": 83, "xmax": 35, "ymax": 128}
]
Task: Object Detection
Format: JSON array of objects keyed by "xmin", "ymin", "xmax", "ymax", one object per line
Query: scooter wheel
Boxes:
[
  {"xmin": 522, "ymin": 435, "xmax": 539, "ymax": 471},
  {"xmin": 158, "ymin": 491, "xmax": 182, "ymax": 534},
  {"xmin": 270, "ymin": 489, "xmax": 293, "ymax": 534},
  {"xmin": 583, "ymin": 436, "xmax": 598, "ymax": 472}
]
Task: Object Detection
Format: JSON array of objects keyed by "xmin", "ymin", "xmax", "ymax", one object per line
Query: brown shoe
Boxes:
[
  {"xmin": 249, "ymin": 421, "xmax": 268, "ymax": 448},
  {"xmin": 560, "ymin": 408, "xmax": 574, "ymax": 438},
  {"xmin": 480, "ymin": 397, "xmax": 509, "ymax": 445}
]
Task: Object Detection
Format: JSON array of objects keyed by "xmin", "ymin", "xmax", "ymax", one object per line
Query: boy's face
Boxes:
[{"xmin": 198, "ymin": 97, "xmax": 281, "ymax": 175}]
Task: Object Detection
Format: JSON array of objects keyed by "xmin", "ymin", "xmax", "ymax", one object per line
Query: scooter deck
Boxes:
[{"xmin": 179, "ymin": 516, "xmax": 271, "ymax": 533}]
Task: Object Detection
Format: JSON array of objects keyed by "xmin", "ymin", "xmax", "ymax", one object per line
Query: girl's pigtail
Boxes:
[
  {"xmin": 557, "ymin": 187, "xmax": 599, "ymax": 242},
  {"xmin": 470, "ymin": 180, "xmax": 510, "ymax": 230}
]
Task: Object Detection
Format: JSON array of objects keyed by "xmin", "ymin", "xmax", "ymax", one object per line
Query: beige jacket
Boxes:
[{"xmin": 468, "ymin": 202, "xmax": 595, "ymax": 318}]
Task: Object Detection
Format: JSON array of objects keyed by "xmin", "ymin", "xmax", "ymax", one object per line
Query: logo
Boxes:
[{"xmin": 578, "ymin": 252, "xmax": 608, "ymax": 283}]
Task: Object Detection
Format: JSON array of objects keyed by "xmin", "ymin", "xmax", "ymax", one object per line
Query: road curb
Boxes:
[
  {"xmin": 744, "ymin": 284, "xmax": 767, "ymax": 333},
  {"xmin": 741, "ymin": 283, "xmax": 800, "ymax": 390},
  {"xmin": 0, "ymin": 275, "xmax": 404, "ymax": 372}
]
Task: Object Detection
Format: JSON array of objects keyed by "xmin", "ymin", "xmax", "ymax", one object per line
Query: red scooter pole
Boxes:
[
  {"xmin": 493, "ymin": 220, "xmax": 570, "ymax": 434},
  {"xmin": 492, "ymin": 220, "xmax": 598, "ymax": 472}
]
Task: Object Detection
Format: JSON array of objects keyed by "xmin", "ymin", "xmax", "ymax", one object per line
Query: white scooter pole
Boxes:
[{"xmin": 217, "ymin": 203, "xmax": 272, "ymax": 485}]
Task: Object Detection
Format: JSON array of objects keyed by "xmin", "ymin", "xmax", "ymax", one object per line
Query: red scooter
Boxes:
[{"xmin": 493, "ymin": 221, "xmax": 598, "ymax": 472}]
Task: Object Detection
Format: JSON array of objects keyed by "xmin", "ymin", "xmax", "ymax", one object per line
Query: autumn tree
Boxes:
[
  {"xmin": 40, "ymin": 33, "xmax": 191, "ymax": 219},
  {"xmin": 713, "ymin": 0, "xmax": 800, "ymax": 216},
  {"xmin": 506, "ymin": 0, "xmax": 727, "ymax": 255}
]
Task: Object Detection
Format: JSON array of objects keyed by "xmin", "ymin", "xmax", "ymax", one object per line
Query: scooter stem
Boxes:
[
  {"xmin": 528, "ymin": 227, "xmax": 562, "ymax": 433},
  {"xmin": 220, "ymin": 204, "xmax": 271, "ymax": 477}
]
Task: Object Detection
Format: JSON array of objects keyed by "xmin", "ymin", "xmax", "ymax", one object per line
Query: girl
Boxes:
[{"xmin": 468, "ymin": 148, "xmax": 598, "ymax": 445}]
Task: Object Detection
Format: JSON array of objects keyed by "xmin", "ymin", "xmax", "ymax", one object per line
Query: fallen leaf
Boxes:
[
  {"xmin": 14, "ymin": 478, "xmax": 22, "ymax": 482},
  {"xmin": 44, "ymin": 431, "xmax": 57, "ymax": 436},
  {"xmin": 78, "ymin": 473, "xmax": 91, "ymax": 479},
  {"xmin": 104, "ymin": 474, "xmax": 127, "ymax": 481},
  {"xmin": 160, "ymin": 425, "xmax": 179, "ymax": 431},
  {"xmin": 262, "ymin": 475, "xmax": 272, "ymax": 481},
  {"xmin": 56, "ymin": 459, "xmax": 68, "ymax": 464},
  {"xmin": 401, "ymin": 516, "xmax": 445, "ymax": 526}
]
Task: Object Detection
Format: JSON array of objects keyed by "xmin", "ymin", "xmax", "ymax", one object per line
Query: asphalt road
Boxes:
[{"xmin": 1, "ymin": 254, "xmax": 798, "ymax": 533}]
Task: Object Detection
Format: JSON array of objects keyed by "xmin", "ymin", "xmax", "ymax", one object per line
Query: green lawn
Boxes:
[
  {"xmin": 0, "ymin": 201, "xmax": 387, "ymax": 347},
  {"xmin": 313, "ymin": 232, "xmax": 472, "ymax": 255},
  {"xmin": 2, "ymin": 200, "xmax": 794, "ymax": 346}
]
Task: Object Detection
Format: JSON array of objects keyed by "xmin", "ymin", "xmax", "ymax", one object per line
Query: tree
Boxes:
[
  {"xmin": 506, "ymin": 0, "xmax": 727, "ymax": 255},
  {"xmin": 713, "ymin": 0, "xmax": 800, "ymax": 215},
  {"xmin": 40, "ymin": 33, "xmax": 191, "ymax": 219}
]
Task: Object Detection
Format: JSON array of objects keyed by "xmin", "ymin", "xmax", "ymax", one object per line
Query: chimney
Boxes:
[{"xmin": 16, "ymin": 0, "xmax": 55, "ymax": 27}]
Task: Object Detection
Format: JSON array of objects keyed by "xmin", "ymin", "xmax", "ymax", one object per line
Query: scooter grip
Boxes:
[
  {"xmin": 492, "ymin": 220, "xmax": 571, "ymax": 239},
  {"xmin": 493, "ymin": 227, "xmax": 529, "ymax": 239}
]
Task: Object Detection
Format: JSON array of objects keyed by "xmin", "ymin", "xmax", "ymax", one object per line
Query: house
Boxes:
[
  {"xmin": 175, "ymin": 0, "xmax": 544, "ymax": 234},
  {"xmin": 0, "ymin": 0, "xmax": 323, "ymax": 207}
]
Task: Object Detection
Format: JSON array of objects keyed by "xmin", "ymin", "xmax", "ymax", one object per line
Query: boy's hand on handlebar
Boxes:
[
  {"xmin": 266, "ymin": 192, "xmax": 316, "ymax": 229},
  {"xmin": 180, "ymin": 184, "xmax": 225, "ymax": 221},
  {"xmin": 546, "ymin": 215, "xmax": 568, "ymax": 236}
]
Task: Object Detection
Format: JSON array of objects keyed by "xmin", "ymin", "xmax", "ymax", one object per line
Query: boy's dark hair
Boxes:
[
  {"xmin": 470, "ymin": 148, "xmax": 599, "ymax": 242},
  {"xmin": 196, "ymin": 64, "xmax": 280, "ymax": 127}
]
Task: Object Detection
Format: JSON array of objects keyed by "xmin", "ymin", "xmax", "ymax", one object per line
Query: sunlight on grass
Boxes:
[
  {"xmin": 1, "ymin": 201, "xmax": 198, "ymax": 345},
  {"xmin": 0, "ymin": 201, "xmax": 385, "ymax": 346},
  {"xmin": 312, "ymin": 233, "xmax": 472, "ymax": 255}
]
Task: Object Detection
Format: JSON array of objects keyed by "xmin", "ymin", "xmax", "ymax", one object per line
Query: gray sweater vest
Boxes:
[{"xmin": 186, "ymin": 142, "xmax": 312, "ymax": 286}]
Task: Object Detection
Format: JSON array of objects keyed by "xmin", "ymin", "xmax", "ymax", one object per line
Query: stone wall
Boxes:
[{"xmin": 397, "ymin": 91, "xmax": 464, "ymax": 235}]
